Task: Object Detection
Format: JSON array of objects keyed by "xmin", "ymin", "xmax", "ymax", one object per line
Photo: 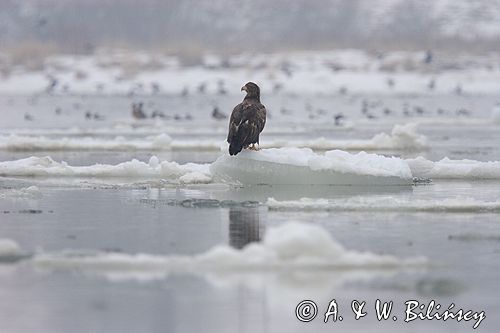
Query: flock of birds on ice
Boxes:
[{"xmin": 17, "ymin": 77, "xmax": 480, "ymax": 126}]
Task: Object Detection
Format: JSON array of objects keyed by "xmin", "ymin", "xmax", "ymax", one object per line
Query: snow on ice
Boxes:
[
  {"xmin": 408, "ymin": 157, "xmax": 500, "ymax": 179},
  {"xmin": 0, "ymin": 155, "xmax": 212, "ymax": 184},
  {"xmin": 210, "ymin": 148, "xmax": 413, "ymax": 185},
  {"xmin": 267, "ymin": 197, "xmax": 500, "ymax": 213},
  {"xmin": 0, "ymin": 124, "xmax": 427, "ymax": 152}
]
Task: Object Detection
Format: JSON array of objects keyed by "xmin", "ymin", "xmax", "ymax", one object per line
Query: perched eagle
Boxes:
[{"xmin": 227, "ymin": 82, "xmax": 267, "ymax": 156}]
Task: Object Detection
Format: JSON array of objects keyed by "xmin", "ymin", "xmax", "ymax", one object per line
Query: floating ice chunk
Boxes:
[
  {"xmin": 0, "ymin": 239, "xmax": 27, "ymax": 263},
  {"xmin": 370, "ymin": 123, "xmax": 428, "ymax": 150},
  {"xmin": 0, "ymin": 186, "xmax": 43, "ymax": 199},
  {"xmin": 0, "ymin": 134, "xmax": 173, "ymax": 151},
  {"xmin": 408, "ymin": 156, "xmax": 500, "ymax": 179},
  {"xmin": 246, "ymin": 124, "xmax": 427, "ymax": 151},
  {"xmin": 33, "ymin": 222, "xmax": 426, "ymax": 278},
  {"xmin": 0, "ymin": 156, "xmax": 211, "ymax": 184},
  {"xmin": 179, "ymin": 172, "xmax": 212, "ymax": 184},
  {"xmin": 148, "ymin": 155, "xmax": 159, "ymax": 168},
  {"xmin": 210, "ymin": 148, "xmax": 412, "ymax": 185},
  {"xmin": 267, "ymin": 197, "xmax": 500, "ymax": 213},
  {"xmin": 0, "ymin": 124, "xmax": 425, "ymax": 152},
  {"xmin": 0, "ymin": 239, "xmax": 21, "ymax": 257}
]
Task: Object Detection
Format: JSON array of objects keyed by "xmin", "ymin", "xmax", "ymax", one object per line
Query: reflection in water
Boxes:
[
  {"xmin": 214, "ymin": 184, "xmax": 413, "ymax": 202},
  {"xmin": 228, "ymin": 207, "xmax": 262, "ymax": 249}
]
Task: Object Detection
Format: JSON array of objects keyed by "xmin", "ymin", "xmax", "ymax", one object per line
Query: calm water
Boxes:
[{"xmin": 1, "ymin": 94, "xmax": 499, "ymax": 332}]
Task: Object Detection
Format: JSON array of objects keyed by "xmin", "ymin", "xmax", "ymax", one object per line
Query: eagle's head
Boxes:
[{"xmin": 241, "ymin": 82, "xmax": 260, "ymax": 100}]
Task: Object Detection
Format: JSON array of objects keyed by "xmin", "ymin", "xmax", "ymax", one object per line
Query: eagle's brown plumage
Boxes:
[{"xmin": 227, "ymin": 82, "xmax": 267, "ymax": 156}]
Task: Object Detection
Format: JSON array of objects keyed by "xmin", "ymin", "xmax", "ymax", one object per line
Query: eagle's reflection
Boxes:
[{"xmin": 228, "ymin": 206, "xmax": 262, "ymax": 249}]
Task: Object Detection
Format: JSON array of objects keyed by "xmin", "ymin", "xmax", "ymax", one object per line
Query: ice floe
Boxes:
[
  {"xmin": 0, "ymin": 156, "xmax": 211, "ymax": 184},
  {"xmin": 210, "ymin": 148, "xmax": 413, "ymax": 185},
  {"xmin": 0, "ymin": 186, "xmax": 43, "ymax": 199},
  {"xmin": 0, "ymin": 134, "xmax": 173, "ymax": 151},
  {"xmin": 408, "ymin": 156, "xmax": 500, "ymax": 179},
  {"xmin": 3, "ymin": 150, "xmax": 500, "ymax": 185},
  {"xmin": 0, "ymin": 124, "xmax": 426, "ymax": 152},
  {"xmin": 33, "ymin": 222, "xmax": 426, "ymax": 279},
  {"xmin": 0, "ymin": 239, "xmax": 21, "ymax": 257},
  {"xmin": 0, "ymin": 239, "xmax": 27, "ymax": 263},
  {"xmin": 267, "ymin": 197, "xmax": 500, "ymax": 213}
]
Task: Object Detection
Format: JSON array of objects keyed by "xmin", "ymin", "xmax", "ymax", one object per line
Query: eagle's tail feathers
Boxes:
[{"xmin": 229, "ymin": 142, "xmax": 243, "ymax": 156}]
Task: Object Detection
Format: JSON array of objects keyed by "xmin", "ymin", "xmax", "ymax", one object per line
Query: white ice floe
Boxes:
[
  {"xmin": 33, "ymin": 222, "xmax": 426, "ymax": 279},
  {"xmin": 210, "ymin": 148, "xmax": 412, "ymax": 185},
  {"xmin": 0, "ymin": 124, "xmax": 426, "ymax": 152},
  {"xmin": 0, "ymin": 239, "xmax": 22, "ymax": 257},
  {"xmin": 267, "ymin": 123, "xmax": 427, "ymax": 151},
  {"xmin": 0, "ymin": 134, "xmax": 173, "ymax": 151},
  {"xmin": 267, "ymin": 197, "xmax": 500, "ymax": 213},
  {"xmin": 0, "ymin": 156, "xmax": 212, "ymax": 184},
  {"xmin": 0, "ymin": 186, "xmax": 43, "ymax": 199},
  {"xmin": 408, "ymin": 156, "xmax": 500, "ymax": 179}
]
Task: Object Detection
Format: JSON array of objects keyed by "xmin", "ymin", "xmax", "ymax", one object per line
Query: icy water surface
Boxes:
[{"xmin": 1, "ymin": 94, "xmax": 500, "ymax": 333}]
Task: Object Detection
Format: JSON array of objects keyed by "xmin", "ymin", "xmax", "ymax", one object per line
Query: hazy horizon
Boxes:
[{"xmin": 2, "ymin": 0, "xmax": 500, "ymax": 55}]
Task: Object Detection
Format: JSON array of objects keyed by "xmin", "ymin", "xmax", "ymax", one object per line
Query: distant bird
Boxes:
[
  {"xmin": 46, "ymin": 76, "xmax": 58, "ymax": 93},
  {"xmin": 181, "ymin": 87, "xmax": 189, "ymax": 97},
  {"xmin": 427, "ymin": 78, "xmax": 436, "ymax": 90},
  {"xmin": 132, "ymin": 102, "xmax": 147, "ymax": 119},
  {"xmin": 93, "ymin": 113, "xmax": 105, "ymax": 121},
  {"xmin": 280, "ymin": 107, "xmax": 293, "ymax": 115},
  {"xmin": 151, "ymin": 82, "xmax": 161, "ymax": 94},
  {"xmin": 55, "ymin": 107, "xmax": 62, "ymax": 115},
  {"xmin": 414, "ymin": 106, "xmax": 425, "ymax": 115},
  {"xmin": 197, "ymin": 82, "xmax": 207, "ymax": 94},
  {"xmin": 280, "ymin": 61, "xmax": 293, "ymax": 77},
  {"xmin": 424, "ymin": 50, "xmax": 433, "ymax": 64},
  {"xmin": 212, "ymin": 106, "xmax": 228, "ymax": 120},
  {"xmin": 85, "ymin": 111, "xmax": 92, "ymax": 120},
  {"xmin": 386, "ymin": 78, "xmax": 395, "ymax": 88},
  {"xmin": 334, "ymin": 113, "xmax": 344, "ymax": 126},
  {"xmin": 273, "ymin": 83, "xmax": 283, "ymax": 93},
  {"xmin": 24, "ymin": 113, "xmax": 33, "ymax": 121},
  {"xmin": 227, "ymin": 82, "xmax": 267, "ymax": 156},
  {"xmin": 437, "ymin": 108, "xmax": 446, "ymax": 115},
  {"xmin": 217, "ymin": 80, "xmax": 227, "ymax": 95},
  {"xmin": 361, "ymin": 99, "xmax": 369, "ymax": 114},
  {"xmin": 151, "ymin": 110, "xmax": 166, "ymax": 119}
]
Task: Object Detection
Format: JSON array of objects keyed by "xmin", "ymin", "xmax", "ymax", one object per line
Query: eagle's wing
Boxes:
[
  {"xmin": 227, "ymin": 103, "xmax": 244, "ymax": 143},
  {"xmin": 228, "ymin": 102, "xmax": 266, "ymax": 145},
  {"xmin": 227, "ymin": 102, "xmax": 267, "ymax": 155}
]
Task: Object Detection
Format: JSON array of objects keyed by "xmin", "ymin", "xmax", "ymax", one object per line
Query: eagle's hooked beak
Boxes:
[{"xmin": 241, "ymin": 86, "xmax": 247, "ymax": 92}]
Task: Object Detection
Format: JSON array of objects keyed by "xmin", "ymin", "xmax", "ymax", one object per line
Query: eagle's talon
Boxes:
[{"xmin": 248, "ymin": 144, "xmax": 259, "ymax": 151}]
